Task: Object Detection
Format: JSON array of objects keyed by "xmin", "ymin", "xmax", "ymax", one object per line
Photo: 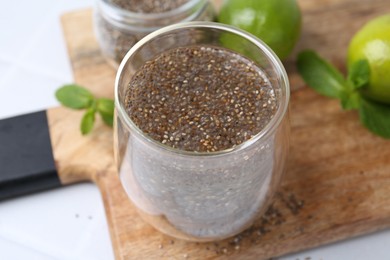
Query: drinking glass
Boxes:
[{"xmin": 114, "ymin": 22, "xmax": 290, "ymax": 241}]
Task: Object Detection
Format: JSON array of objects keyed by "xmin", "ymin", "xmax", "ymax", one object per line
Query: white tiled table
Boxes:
[{"xmin": 0, "ymin": 1, "xmax": 389, "ymax": 259}]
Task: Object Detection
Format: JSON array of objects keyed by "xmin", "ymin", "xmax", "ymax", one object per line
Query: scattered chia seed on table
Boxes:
[{"xmin": 125, "ymin": 45, "xmax": 278, "ymax": 152}]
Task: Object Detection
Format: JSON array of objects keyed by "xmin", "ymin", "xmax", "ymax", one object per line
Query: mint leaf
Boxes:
[
  {"xmin": 340, "ymin": 90, "xmax": 361, "ymax": 110},
  {"xmin": 81, "ymin": 108, "xmax": 96, "ymax": 135},
  {"xmin": 55, "ymin": 84, "xmax": 114, "ymax": 135},
  {"xmin": 348, "ymin": 59, "xmax": 370, "ymax": 89},
  {"xmin": 297, "ymin": 50, "xmax": 346, "ymax": 98},
  {"xmin": 97, "ymin": 98, "xmax": 114, "ymax": 126},
  {"xmin": 56, "ymin": 84, "xmax": 94, "ymax": 109},
  {"xmin": 359, "ymin": 98, "xmax": 390, "ymax": 138}
]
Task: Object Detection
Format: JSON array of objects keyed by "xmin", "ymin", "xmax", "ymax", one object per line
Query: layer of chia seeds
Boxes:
[
  {"xmin": 111, "ymin": 0, "xmax": 190, "ymax": 13},
  {"xmin": 111, "ymin": 0, "xmax": 189, "ymax": 13},
  {"xmin": 125, "ymin": 45, "xmax": 278, "ymax": 152}
]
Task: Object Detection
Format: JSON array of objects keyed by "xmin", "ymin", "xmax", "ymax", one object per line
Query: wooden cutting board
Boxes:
[{"xmin": 54, "ymin": 1, "xmax": 390, "ymax": 259}]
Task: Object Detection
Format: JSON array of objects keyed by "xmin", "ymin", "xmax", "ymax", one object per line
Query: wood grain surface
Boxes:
[{"xmin": 52, "ymin": 1, "xmax": 390, "ymax": 259}]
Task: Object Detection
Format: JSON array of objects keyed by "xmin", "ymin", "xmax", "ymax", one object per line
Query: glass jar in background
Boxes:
[
  {"xmin": 94, "ymin": 0, "xmax": 215, "ymax": 67},
  {"xmin": 114, "ymin": 22, "xmax": 290, "ymax": 241}
]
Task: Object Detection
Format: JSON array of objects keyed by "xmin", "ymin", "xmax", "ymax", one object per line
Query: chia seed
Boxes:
[{"xmin": 125, "ymin": 45, "xmax": 278, "ymax": 152}]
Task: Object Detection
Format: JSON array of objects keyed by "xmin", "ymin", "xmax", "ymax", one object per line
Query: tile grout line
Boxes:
[
  {"xmin": 0, "ymin": 60, "xmax": 18, "ymax": 91},
  {"xmin": 8, "ymin": 0, "xmax": 73, "ymax": 83},
  {"xmin": 0, "ymin": 234, "xmax": 63, "ymax": 260},
  {"xmin": 0, "ymin": 42, "xmax": 72, "ymax": 84}
]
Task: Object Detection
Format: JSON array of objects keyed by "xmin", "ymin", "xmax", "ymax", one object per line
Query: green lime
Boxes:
[
  {"xmin": 348, "ymin": 14, "xmax": 390, "ymax": 104},
  {"xmin": 218, "ymin": 0, "xmax": 302, "ymax": 60}
]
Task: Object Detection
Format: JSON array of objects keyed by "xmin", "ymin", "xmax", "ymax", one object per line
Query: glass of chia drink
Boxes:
[
  {"xmin": 114, "ymin": 22, "xmax": 290, "ymax": 241},
  {"xmin": 94, "ymin": 0, "xmax": 215, "ymax": 67}
]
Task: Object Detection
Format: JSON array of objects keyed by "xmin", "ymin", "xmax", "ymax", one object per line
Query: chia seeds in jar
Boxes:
[
  {"xmin": 94, "ymin": 0, "xmax": 215, "ymax": 67},
  {"xmin": 114, "ymin": 22, "xmax": 290, "ymax": 241}
]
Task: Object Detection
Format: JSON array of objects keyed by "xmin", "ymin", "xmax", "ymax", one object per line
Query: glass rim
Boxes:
[
  {"xmin": 98, "ymin": 0, "xmax": 207, "ymax": 21},
  {"xmin": 115, "ymin": 21, "xmax": 290, "ymax": 157}
]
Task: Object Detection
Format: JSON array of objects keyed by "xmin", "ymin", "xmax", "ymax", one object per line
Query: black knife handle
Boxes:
[{"xmin": 0, "ymin": 111, "xmax": 61, "ymax": 201}]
